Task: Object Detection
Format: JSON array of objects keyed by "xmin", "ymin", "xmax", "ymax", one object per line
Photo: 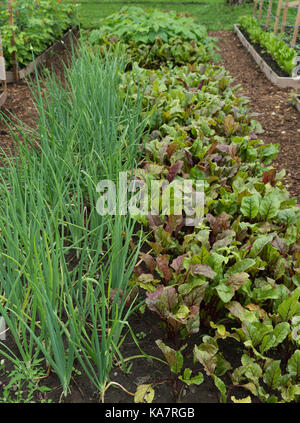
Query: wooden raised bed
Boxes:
[
  {"xmin": 234, "ymin": 24, "xmax": 300, "ymax": 89},
  {"xmin": 296, "ymin": 95, "xmax": 300, "ymax": 113},
  {"xmin": 0, "ymin": 89, "xmax": 7, "ymax": 107},
  {"xmin": 6, "ymin": 26, "xmax": 77, "ymax": 84}
]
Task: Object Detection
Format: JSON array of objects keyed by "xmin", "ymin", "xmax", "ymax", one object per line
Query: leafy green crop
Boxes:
[
  {"xmin": 238, "ymin": 16, "xmax": 297, "ymax": 76},
  {"xmin": 88, "ymin": 6, "xmax": 209, "ymax": 45},
  {"xmin": 0, "ymin": 0, "xmax": 77, "ymax": 69},
  {"xmin": 85, "ymin": 6, "xmax": 219, "ymax": 68},
  {"xmin": 84, "ymin": 10, "xmax": 300, "ymax": 399},
  {"xmin": 120, "ymin": 58, "xmax": 300, "ymax": 402}
]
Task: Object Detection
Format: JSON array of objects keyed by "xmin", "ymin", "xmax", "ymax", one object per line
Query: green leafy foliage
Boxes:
[
  {"xmin": 156, "ymin": 340, "xmax": 185, "ymax": 374},
  {"xmin": 1, "ymin": 5, "xmax": 300, "ymax": 404},
  {"xmin": 0, "ymin": 0, "xmax": 77, "ymax": 69},
  {"xmin": 111, "ymin": 11, "xmax": 300, "ymax": 403},
  {"xmin": 0, "ymin": 359, "xmax": 51, "ymax": 403},
  {"xmin": 125, "ymin": 62, "xmax": 300, "ymax": 348},
  {"xmin": 238, "ymin": 16, "xmax": 297, "ymax": 76},
  {"xmin": 88, "ymin": 6, "xmax": 210, "ymax": 45},
  {"xmin": 85, "ymin": 7, "xmax": 218, "ymax": 68}
]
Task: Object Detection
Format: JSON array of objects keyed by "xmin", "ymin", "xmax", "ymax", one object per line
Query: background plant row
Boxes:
[
  {"xmin": 0, "ymin": 0, "xmax": 77, "ymax": 69},
  {"xmin": 238, "ymin": 15, "xmax": 297, "ymax": 76},
  {"xmin": 124, "ymin": 61, "xmax": 300, "ymax": 402}
]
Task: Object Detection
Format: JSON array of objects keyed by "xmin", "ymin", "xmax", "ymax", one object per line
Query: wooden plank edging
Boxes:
[
  {"xmin": 0, "ymin": 90, "xmax": 7, "ymax": 107},
  {"xmin": 234, "ymin": 24, "xmax": 300, "ymax": 89},
  {"xmin": 5, "ymin": 26, "xmax": 77, "ymax": 84},
  {"xmin": 296, "ymin": 96, "xmax": 300, "ymax": 113}
]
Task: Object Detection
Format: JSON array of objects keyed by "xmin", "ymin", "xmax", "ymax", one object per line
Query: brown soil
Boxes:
[{"xmin": 0, "ymin": 30, "xmax": 299, "ymax": 405}]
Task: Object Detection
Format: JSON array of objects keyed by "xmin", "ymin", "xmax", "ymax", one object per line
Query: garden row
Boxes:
[
  {"xmin": 90, "ymin": 7, "xmax": 300, "ymax": 403},
  {"xmin": 237, "ymin": 15, "xmax": 298, "ymax": 77},
  {"xmin": 0, "ymin": 0, "xmax": 77, "ymax": 83},
  {"xmin": 236, "ymin": 12, "xmax": 300, "ymax": 110},
  {"xmin": 0, "ymin": 7, "xmax": 300, "ymax": 403},
  {"xmin": 236, "ymin": 6, "xmax": 300, "ymax": 110}
]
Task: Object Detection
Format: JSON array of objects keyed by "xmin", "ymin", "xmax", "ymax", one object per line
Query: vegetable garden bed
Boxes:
[
  {"xmin": 0, "ymin": 0, "xmax": 77, "ymax": 83},
  {"xmin": 1, "ymin": 6, "xmax": 300, "ymax": 405},
  {"xmin": 5, "ymin": 26, "xmax": 78, "ymax": 84},
  {"xmin": 234, "ymin": 24, "xmax": 300, "ymax": 89}
]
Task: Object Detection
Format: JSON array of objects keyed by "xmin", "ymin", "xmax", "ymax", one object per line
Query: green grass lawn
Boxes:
[{"xmin": 74, "ymin": 0, "xmax": 253, "ymax": 30}]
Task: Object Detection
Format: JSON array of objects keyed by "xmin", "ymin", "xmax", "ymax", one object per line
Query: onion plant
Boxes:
[{"xmin": 0, "ymin": 45, "xmax": 148, "ymax": 398}]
